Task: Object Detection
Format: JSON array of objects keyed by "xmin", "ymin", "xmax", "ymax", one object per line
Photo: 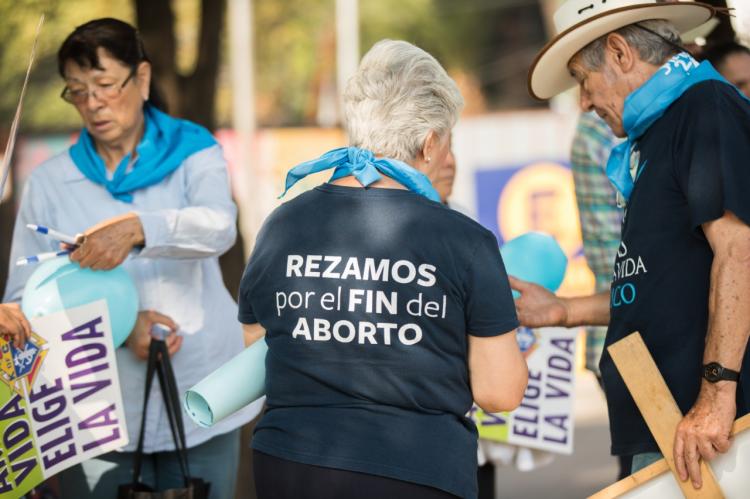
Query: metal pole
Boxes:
[
  {"xmin": 335, "ymin": 0, "xmax": 359, "ymax": 124},
  {"xmin": 228, "ymin": 0, "xmax": 258, "ymax": 255}
]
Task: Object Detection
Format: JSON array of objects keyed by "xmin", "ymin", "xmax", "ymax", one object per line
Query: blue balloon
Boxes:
[
  {"xmin": 22, "ymin": 257, "xmax": 139, "ymax": 347},
  {"xmin": 500, "ymin": 232, "xmax": 568, "ymax": 294}
]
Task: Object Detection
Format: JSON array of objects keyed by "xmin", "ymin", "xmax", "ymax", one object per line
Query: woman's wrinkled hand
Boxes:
[
  {"xmin": 0, "ymin": 303, "xmax": 32, "ymax": 349},
  {"xmin": 70, "ymin": 213, "xmax": 145, "ymax": 270},
  {"xmin": 126, "ymin": 310, "xmax": 182, "ymax": 360}
]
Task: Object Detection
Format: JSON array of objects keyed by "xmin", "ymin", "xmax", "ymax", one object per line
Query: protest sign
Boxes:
[
  {"xmin": 474, "ymin": 161, "xmax": 594, "ymax": 298},
  {"xmin": 0, "ymin": 300, "xmax": 127, "ymax": 498},
  {"xmin": 470, "ymin": 326, "xmax": 577, "ymax": 455}
]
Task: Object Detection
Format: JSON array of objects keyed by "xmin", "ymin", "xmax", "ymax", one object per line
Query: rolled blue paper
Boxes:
[
  {"xmin": 500, "ymin": 232, "xmax": 567, "ymax": 295},
  {"xmin": 21, "ymin": 256, "xmax": 138, "ymax": 347},
  {"xmin": 184, "ymin": 338, "xmax": 268, "ymax": 428}
]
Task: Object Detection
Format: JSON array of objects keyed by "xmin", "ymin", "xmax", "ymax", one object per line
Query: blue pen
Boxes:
[
  {"xmin": 16, "ymin": 250, "xmax": 71, "ymax": 266},
  {"xmin": 26, "ymin": 224, "xmax": 79, "ymax": 245}
]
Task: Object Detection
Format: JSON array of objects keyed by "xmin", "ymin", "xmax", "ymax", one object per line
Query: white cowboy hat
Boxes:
[{"xmin": 528, "ymin": 0, "xmax": 716, "ymax": 100}]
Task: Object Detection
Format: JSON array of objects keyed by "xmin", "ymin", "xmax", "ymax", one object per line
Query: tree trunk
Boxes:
[
  {"xmin": 135, "ymin": 0, "xmax": 181, "ymax": 115},
  {"xmin": 134, "ymin": 0, "xmax": 225, "ymax": 130},
  {"xmin": 180, "ymin": 0, "xmax": 225, "ymax": 130}
]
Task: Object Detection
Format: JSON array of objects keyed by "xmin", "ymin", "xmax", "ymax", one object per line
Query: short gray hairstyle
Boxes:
[
  {"xmin": 343, "ymin": 39, "xmax": 464, "ymax": 162},
  {"xmin": 575, "ymin": 19, "xmax": 681, "ymax": 71}
]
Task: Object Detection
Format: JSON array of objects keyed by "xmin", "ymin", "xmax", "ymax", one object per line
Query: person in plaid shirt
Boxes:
[
  {"xmin": 570, "ymin": 111, "xmax": 628, "ymax": 479},
  {"xmin": 570, "ymin": 112, "xmax": 621, "ymax": 379}
]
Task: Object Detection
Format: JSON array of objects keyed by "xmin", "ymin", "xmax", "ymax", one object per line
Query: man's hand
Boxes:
[
  {"xmin": 70, "ymin": 213, "xmax": 145, "ymax": 270},
  {"xmin": 674, "ymin": 210, "xmax": 750, "ymax": 489},
  {"xmin": 509, "ymin": 277, "xmax": 610, "ymax": 328},
  {"xmin": 509, "ymin": 276, "xmax": 569, "ymax": 328},
  {"xmin": 0, "ymin": 303, "xmax": 31, "ymax": 349},
  {"xmin": 126, "ymin": 310, "xmax": 182, "ymax": 360},
  {"xmin": 673, "ymin": 383, "xmax": 735, "ymax": 489}
]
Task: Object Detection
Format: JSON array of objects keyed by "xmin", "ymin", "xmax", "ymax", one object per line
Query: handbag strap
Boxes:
[
  {"xmin": 153, "ymin": 339, "xmax": 192, "ymax": 483},
  {"xmin": 131, "ymin": 339, "xmax": 160, "ymax": 483},
  {"xmin": 157, "ymin": 340, "xmax": 189, "ymax": 454}
]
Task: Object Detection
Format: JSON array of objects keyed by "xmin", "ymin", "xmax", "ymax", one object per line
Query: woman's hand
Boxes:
[
  {"xmin": 508, "ymin": 276, "xmax": 569, "ymax": 328},
  {"xmin": 0, "ymin": 303, "xmax": 32, "ymax": 349},
  {"xmin": 70, "ymin": 213, "xmax": 145, "ymax": 270},
  {"xmin": 126, "ymin": 310, "xmax": 183, "ymax": 360}
]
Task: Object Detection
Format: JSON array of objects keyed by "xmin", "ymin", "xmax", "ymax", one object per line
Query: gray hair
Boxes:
[
  {"xmin": 575, "ymin": 20, "xmax": 681, "ymax": 71},
  {"xmin": 343, "ymin": 39, "xmax": 464, "ymax": 163}
]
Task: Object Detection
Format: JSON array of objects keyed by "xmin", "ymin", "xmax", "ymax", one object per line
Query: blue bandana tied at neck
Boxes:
[
  {"xmin": 280, "ymin": 146, "xmax": 441, "ymax": 203},
  {"xmin": 70, "ymin": 104, "xmax": 217, "ymax": 202},
  {"xmin": 606, "ymin": 53, "xmax": 744, "ymax": 202}
]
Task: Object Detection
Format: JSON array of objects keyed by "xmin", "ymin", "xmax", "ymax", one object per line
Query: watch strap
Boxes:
[{"xmin": 703, "ymin": 362, "xmax": 740, "ymax": 382}]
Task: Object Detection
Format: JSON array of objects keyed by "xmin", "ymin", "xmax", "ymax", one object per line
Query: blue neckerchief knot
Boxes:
[
  {"xmin": 606, "ymin": 53, "xmax": 740, "ymax": 202},
  {"xmin": 70, "ymin": 104, "xmax": 217, "ymax": 203},
  {"xmin": 345, "ymin": 148, "xmax": 381, "ymax": 186},
  {"xmin": 280, "ymin": 146, "xmax": 441, "ymax": 202}
]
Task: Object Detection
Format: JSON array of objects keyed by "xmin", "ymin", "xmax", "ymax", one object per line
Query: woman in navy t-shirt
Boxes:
[{"xmin": 238, "ymin": 40, "xmax": 528, "ymax": 499}]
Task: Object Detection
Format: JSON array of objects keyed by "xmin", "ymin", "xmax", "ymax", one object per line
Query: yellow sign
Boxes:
[{"xmin": 498, "ymin": 162, "xmax": 594, "ymax": 297}]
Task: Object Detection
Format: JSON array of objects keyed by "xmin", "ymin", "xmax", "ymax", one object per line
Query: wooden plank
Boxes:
[
  {"xmin": 589, "ymin": 414, "xmax": 750, "ymax": 498},
  {"xmin": 588, "ymin": 459, "xmax": 669, "ymax": 499},
  {"xmin": 606, "ymin": 332, "xmax": 724, "ymax": 499}
]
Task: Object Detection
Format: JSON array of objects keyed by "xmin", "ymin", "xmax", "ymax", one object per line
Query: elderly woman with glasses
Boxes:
[
  {"xmin": 3, "ymin": 18, "xmax": 258, "ymax": 498},
  {"xmin": 238, "ymin": 40, "xmax": 528, "ymax": 499}
]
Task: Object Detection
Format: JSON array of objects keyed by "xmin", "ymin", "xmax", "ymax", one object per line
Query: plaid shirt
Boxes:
[{"xmin": 570, "ymin": 112, "xmax": 623, "ymax": 375}]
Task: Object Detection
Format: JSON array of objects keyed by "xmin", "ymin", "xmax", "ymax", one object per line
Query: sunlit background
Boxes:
[{"xmin": 0, "ymin": 1, "xmax": 746, "ymax": 498}]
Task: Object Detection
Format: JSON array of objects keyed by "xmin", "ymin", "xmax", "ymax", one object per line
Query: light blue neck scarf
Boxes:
[
  {"xmin": 280, "ymin": 146, "xmax": 441, "ymax": 202},
  {"xmin": 70, "ymin": 104, "xmax": 217, "ymax": 203},
  {"xmin": 607, "ymin": 53, "xmax": 734, "ymax": 201}
]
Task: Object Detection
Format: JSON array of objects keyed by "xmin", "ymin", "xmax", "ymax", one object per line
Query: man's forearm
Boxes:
[
  {"xmin": 563, "ymin": 290, "xmax": 611, "ymax": 327},
  {"xmin": 671, "ymin": 245, "xmax": 748, "ymax": 489},
  {"xmin": 703, "ymin": 251, "xmax": 750, "ymax": 375},
  {"xmin": 701, "ymin": 212, "xmax": 750, "ymax": 404}
]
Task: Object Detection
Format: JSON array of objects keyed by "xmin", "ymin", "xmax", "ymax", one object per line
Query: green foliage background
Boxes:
[
  {"xmin": 0, "ymin": 0, "xmax": 545, "ymax": 132},
  {"xmin": 0, "ymin": 0, "xmax": 133, "ymax": 132}
]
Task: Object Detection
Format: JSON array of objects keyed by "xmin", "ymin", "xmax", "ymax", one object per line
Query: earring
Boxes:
[{"xmin": 426, "ymin": 157, "xmax": 431, "ymax": 163}]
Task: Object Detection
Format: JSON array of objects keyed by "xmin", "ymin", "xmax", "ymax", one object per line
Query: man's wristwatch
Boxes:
[{"xmin": 702, "ymin": 362, "xmax": 740, "ymax": 383}]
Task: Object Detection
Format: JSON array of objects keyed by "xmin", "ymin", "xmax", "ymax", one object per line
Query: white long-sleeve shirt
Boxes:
[{"xmin": 4, "ymin": 144, "xmax": 263, "ymax": 452}]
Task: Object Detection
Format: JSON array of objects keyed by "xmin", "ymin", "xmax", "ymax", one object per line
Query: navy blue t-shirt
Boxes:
[
  {"xmin": 238, "ymin": 184, "xmax": 518, "ymax": 499},
  {"xmin": 601, "ymin": 80, "xmax": 750, "ymax": 456}
]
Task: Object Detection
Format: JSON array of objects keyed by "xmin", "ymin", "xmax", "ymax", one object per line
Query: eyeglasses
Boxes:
[{"xmin": 60, "ymin": 68, "xmax": 136, "ymax": 105}]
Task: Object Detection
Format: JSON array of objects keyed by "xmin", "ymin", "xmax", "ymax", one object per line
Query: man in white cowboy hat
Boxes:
[{"xmin": 512, "ymin": 0, "xmax": 750, "ymax": 491}]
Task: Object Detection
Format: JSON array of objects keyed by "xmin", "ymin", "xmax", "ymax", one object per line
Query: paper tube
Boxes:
[{"xmin": 184, "ymin": 338, "xmax": 268, "ymax": 427}]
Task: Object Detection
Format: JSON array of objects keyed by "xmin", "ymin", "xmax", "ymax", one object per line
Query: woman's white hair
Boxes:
[{"xmin": 343, "ymin": 39, "xmax": 464, "ymax": 163}]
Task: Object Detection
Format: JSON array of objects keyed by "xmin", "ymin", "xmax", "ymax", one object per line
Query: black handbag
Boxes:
[{"xmin": 118, "ymin": 339, "xmax": 211, "ymax": 499}]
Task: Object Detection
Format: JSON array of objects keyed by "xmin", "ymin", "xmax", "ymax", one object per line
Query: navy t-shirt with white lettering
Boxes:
[
  {"xmin": 601, "ymin": 80, "xmax": 750, "ymax": 456},
  {"xmin": 238, "ymin": 183, "xmax": 518, "ymax": 499}
]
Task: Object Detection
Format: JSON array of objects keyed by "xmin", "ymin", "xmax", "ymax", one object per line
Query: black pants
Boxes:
[
  {"xmin": 253, "ymin": 450, "xmax": 460, "ymax": 499},
  {"xmin": 595, "ymin": 375, "xmax": 632, "ymax": 480}
]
